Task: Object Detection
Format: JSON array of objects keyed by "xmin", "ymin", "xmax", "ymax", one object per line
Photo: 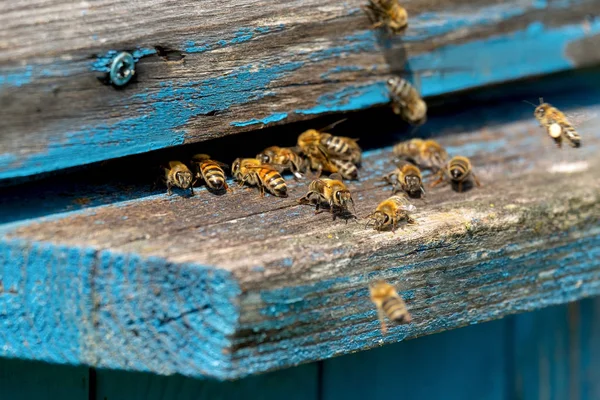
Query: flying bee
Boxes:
[
  {"xmin": 256, "ymin": 146, "xmax": 307, "ymax": 179},
  {"xmin": 299, "ymin": 173, "xmax": 356, "ymax": 219},
  {"xmin": 319, "ymin": 133, "xmax": 362, "ymax": 164},
  {"xmin": 231, "ymin": 158, "xmax": 287, "ymax": 197},
  {"xmin": 387, "ymin": 77, "xmax": 427, "ymax": 125},
  {"xmin": 369, "ymin": 280, "xmax": 412, "ymax": 335},
  {"xmin": 393, "ymin": 138, "xmax": 448, "ymax": 170},
  {"xmin": 190, "ymin": 154, "xmax": 230, "ymax": 192},
  {"xmin": 331, "ymin": 158, "xmax": 359, "ymax": 181},
  {"xmin": 366, "ymin": 195, "xmax": 416, "ymax": 232},
  {"xmin": 528, "ymin": 98, "xmax": 581, "ymax": 148},
  {"xmin": 297, "ymin": 119, "xmax": 347, "ymax": 176},
  {"xmin": 163, "ymin": 161, "xmax": 194, "ymax": 196},
  {"xmin": 382, "ymin": 161, "xmax": 425, "ymax": 198},
  {"xmin": 431, "ymin": 156, "xmax": 481, "ymax": 193},
  {"xmin": 362, "ymin": 0, "xmax": 408, "ymax": 35}
]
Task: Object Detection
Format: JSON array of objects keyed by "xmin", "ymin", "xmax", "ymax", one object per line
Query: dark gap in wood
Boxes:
[
  {"xmin": 154, "ymin": 45, "xmax": 186, "ymax": 62},
  {"xmin": 317, "ymin": 360, "xmax": 324, "ymax": 400},
  {"xmin": 89, "ymin": 367, "xmax": 97, "ymax": 400}
]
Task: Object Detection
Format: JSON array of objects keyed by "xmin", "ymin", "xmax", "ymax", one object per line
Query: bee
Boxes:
[
  {"xmin": 362, "ymin": 0, "xmax": 408, "ymax": 35},
  {"xmin": 299, "ymin": 173, "xmax": 355, "ymax": 219},
  {"xmin": 369, "ymin": 280, "xmax": 412, "ymax": 335},
  {"xmin": 297, "ymin": 119, "xmax": 347, "ymax": 176},
  {"xmin": 431, "ymin": 156, "xmax": 481, "ymax": 192},
  {"xmin": 331, "ymin": 158, "xmax": 359, "ymax": 181},
  {"xmin": 164, "ymin": 161, "xmax": 194, "ymax": 196},
  {"xmin": 530, "ymin": 98, "xmax": 581, "ymax": 148},
  {"xmin": 231, "ymin": 158, "xmax": 287, "ymax": 197},
  {"xmin": 387, "ymin": 77, "xmax": 427, "ymax": 125},
  {"xmin": 319, "ymin": 134, "xmax": 362, "ymax": 164},
  {"xmin": 256, "ymin": 146, "xmax": 307, "ymax": 179},
  {"xmin": 382, "ymin": 161, "xmax": 425, "ymax": 197},
  {"xmin": 393, "ymin": 138, "xmax": 448, "ymax": 170},
  {"xmin": 366, "ymin": 195, "xmax": 416, "ymax": 232},
  {"xmin": 190, "ymin": 154, "xmax": 230, "ymax": 192}
]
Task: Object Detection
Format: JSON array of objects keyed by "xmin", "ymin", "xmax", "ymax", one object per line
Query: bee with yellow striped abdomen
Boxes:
[
  {"xmin": 366, "ymin": 195, "xmax": 416, "ymax": 232},
  {"xmin": 231, "ymin": 158, "xmax": 288, "ymax": 197},
  {"xmin": 190, "ymin": 154, "xmax": 230, "ymax": 192},
  {"xmin": 256, "ymin": 146, "xmax": 307, "ymax": 179},
  {"xmin": 299, "ymin": 173, "xmax": 355, "ymax": 219},
  {"xmin": 363, "ymin": 0, "xmax": 408, "ymax": 35},
  {"xmin": 164, "ymin": 161, "xmax": 195, "ymax": 196},
  {"xmin": 431, "ymin": 156, "xmax": 481, "ymax": 192},
  {"xmin": 382, "ymin": 161, "xmax": 425, "ymax": 198},
  {"xmin": 369, "ymin": 280, "xmax": 412, "ymax": 335}
]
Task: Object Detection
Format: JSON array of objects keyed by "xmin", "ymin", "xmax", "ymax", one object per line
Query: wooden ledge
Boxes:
[{"xmin": 1, "ymin": 89, "xmax": 600, "ymax": 379}]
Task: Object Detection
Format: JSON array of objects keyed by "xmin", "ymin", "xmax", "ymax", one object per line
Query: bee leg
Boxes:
[
  {"xmin": 259, "ymin": 185, "xmax": 265, "ymax": 198},
  {"xmin": 457, "ymin": 181, "xmax": 463, "ymax": 193},
  {"xmin": 167, "ymin": 182, "xmax": 173, "ymax": 196},
  {"xmin": 224, "ymin": 182, "xmax": 233, "ymax": 193},
  {"xmin": 472, "ymin": 173, "xmax": 482, "ymax": 188},
  {"xmin": 430, "ymin": 174, "xmax": 444, "ymax": 188},
  {"xmin": 377, "ymin": 308, "xmax": 388, "ymax": 336},
  {"xmin": 189, "ymin": 186, "xmax": 195, "ymax": 196}
]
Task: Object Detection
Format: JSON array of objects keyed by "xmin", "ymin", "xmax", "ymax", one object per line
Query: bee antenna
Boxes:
[{"xmin": 522, "ymin": 100, "xmax": 537, "ymax": 108}]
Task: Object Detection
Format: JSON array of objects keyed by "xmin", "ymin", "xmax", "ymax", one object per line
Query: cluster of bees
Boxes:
[{"xmin": 164, "ymin": 0, "xmax": 585, "ymax": 336}]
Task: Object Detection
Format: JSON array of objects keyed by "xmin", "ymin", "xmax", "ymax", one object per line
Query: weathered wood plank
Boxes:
[
  {"xmin": 0, "ymin": 75, "xmax": 599, "ymax": 379},
  {"xmin": 1, "ymin": 0, "xmax": 599, "ymax": 179}
]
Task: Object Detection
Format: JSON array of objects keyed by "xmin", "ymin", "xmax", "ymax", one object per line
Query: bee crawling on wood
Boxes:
[
  {"xmin": 256, "ymin": 146, "xmax": 307, "ymax": 179},
  {"xmin": 231, "ymin": 158, "xmax": 288, "ymax": 198},
  {"xmin": 369, "ymin": 280, "xmax": 412, "ymax": 335},
  {"xmin": 382, "ymin": 160, "xmax": 425, "ymax": 198},
  {"xmin": 319, "ymin": 132, "xmax": 362, "ymax": 165},
  {"xmin": 331, "ymin": 158, "xmax": 359, "ymax": 181},
  {"xmin": 431, "ymin": 156, "xmax": 481, "ymax": 193},
  {"xmin": 387, "ymin": 77, "xmax": 427, "ymax": 126},
  {"xmin": 298, "ymin": 173, "xmax": 356, "ymax": 220},
  {"xmin": 393, "ymin": 138, "xmax": 448, "ymax": 171},
  {"xmin": 164, "ymin": 161, "xmax": 195, "ymax": 196},
  {"xmin": 190, "ymin": 154, "xmax": 231, "ymax": 192},
  {"xmin": 366, "ymin": 195, "xmax": 416, "ymax": 232},
  {"xmin": 527, "ymin": 98, "xmax": 583, "ymax": 148},
  {"xmin": 362, "ymin": 0, "xmax": 409, "ymax": 35}
]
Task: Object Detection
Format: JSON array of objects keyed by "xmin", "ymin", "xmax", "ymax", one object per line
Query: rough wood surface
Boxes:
[
  {"xmin": 1, "ymin": 0, "xmax": 600, "ymax": 179},
  {"xmin": 1, "ymin": 78, "xmax": 599, "ymax": 379}
]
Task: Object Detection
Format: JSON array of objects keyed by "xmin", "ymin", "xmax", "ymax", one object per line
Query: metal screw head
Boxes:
[{"xmin": 109, "ymin": 52, "xmax": 135, "ymax": 86}]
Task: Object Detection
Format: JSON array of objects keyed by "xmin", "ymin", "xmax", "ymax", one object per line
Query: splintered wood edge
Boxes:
[{"xmin": 1, "ymin": 104, "xmax": 600, "ymax": 379}]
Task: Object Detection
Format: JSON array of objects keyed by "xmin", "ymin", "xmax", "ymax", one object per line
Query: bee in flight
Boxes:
[
  {"xmin": 362, "ymin": 0, "xmax": 408, "ymax": 35},
  {"xmin": 366, "ymin": 195, "xmax": 416, "ymax": 232},
  {"xmin": 190, "ymin": 154, "xmax": 230, "ymax": 192},
  {"xmin": 387, "ymin": 77, "xmax": 427, "ymax": 126},
  {"xmin": 369, "ymin": 280, "xmax": 412, "ymax": 335},
  {"xmin": 163, "ymin": 161, "xmax": 195, "ymax": 196},
  {"xmin": 528, "ymin": 98, "xmax": 582, "ymax": 148},
  {"xmin": 299, "ymin": 173, "xmax": 356, "ymax": 220},
  {"xmin": 431, "ymin": 156, "xmax": 481, "ymax": 193},
  {"xmin": 231, "ymin": 158, "xmax": 288, "ymax": 197},
  {"xmin": 256, "ymin": 146, "xmax": 307, "ymax": 179},
  {"xmin": 382, "ymin": 161, "xmax": 425, "ymax": 198},
  {"xmin": 393, "ymin": 138, "xmax": 448, "ymax": 171}
]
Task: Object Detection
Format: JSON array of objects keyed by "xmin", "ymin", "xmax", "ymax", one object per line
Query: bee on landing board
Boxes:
[
  {"xmin": 164, "ymin": 161, "xmax": 195, "ymax": 196},
  {"xmin": 256, "ymin": 146, "xmax": 307, "ymax": 179},
  {"xmin": 387, "ymin": 77, "xmax": 427, "ymax": 126},
  {"xmin": 431, "ymin": 156, "xmax": 481, "ymax": 193},
  {"xmin": 299, "ymin": 173, "xmax": 356, "ymax": 220},
  {"xmin": 382, "ymin": 161, "xmax": 425, "ymax": 198},
  {"xmin": 393, "ymin": 138, "xmax": 448, "ymax": 171},
  {"xmin": 331, "ymin": 158, "xmax": 359, "ymax": 181},
  {"xmin": 369, "ymin": 280, "xmax": 412, "ymax": 335},
  {"xmin": 528, "ymin": 98, "xmax": 582, "ymax": 148},
  {"xmin": 190, "ymin": 154, "xmax": 230, "ymax": 192},
  {"xmin": 231, "ymin": 158, "xmax": 288, "ymax": 197},
  {"xmin": 366, "ymin": 195, "xmax": 416, "ymax": 232},
  {"xmin": 319, "ymin": 133, "xmax": 362, "ymax": 165},
  {"xmin": 362, "ymin": 0, "xmax": 408, "ymax": 35}
]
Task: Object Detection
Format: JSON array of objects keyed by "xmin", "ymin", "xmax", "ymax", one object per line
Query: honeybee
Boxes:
[
  {"xmin": 331, "ymin": 158, "xmax": 359, "ymax": 181},
  {"xmin": 231, "ymin": 158, "xmax": 288, "ymax": 197},
  {"xmin": 366, "ymin": 195, "xmax": 416, "ymax": 232},
  {"xmin": 256, "ymin": 146, "xmax": 307, "ymax": 179},
  {"xmin": 319, "ymin": 134, "xmax": 362, "ymax": 164},
  {"xmin": 431, "ymin": 156, "xmax": 481, "ymax": 193},
  {"xmin": 387, "ymin": 77, "xmax": 427, "ymax": 125},
  {"xmin": 299, "ymin": 173, "xmax": 356, "ymax": 219},
  {"xmin": 382, "ymin": 161, "xmax": 425, "ymax": 197},
  {"xmin": 530, "ymin": 98, "xmax": 581, "ymax": 148},
  {"xmin": 297, "ymin": 119, "xmax": 347, "ymax": 176},
  {"xmin": 393, "ymin": 138, "xmax": 448, "ymax": 170},
  {"xmin": 362, "ymin": 0, "xmax": 408, "ymax": 35},
  {"xmin": 369, "ymin": 280, "xmax": 412, "ymax": 335},
  {"xmin": 164, "ymin": 161, "xmax": 194, "ymax": 196},
  {"xmin": 190, "ymin": 154, "xmax": 230, "ymax": 192}
]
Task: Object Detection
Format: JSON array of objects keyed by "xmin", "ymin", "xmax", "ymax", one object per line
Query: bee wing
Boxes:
[
  {"xmin": 565, "ymin": 111, "xmax": 597, "ymax": 127},
  {"xmin": 318, "ymin": 118, "xmax": 348, "ymax": 133},
  {"xmin": 328, "ymin": 173, "xmax": 344, "ymax": 181},
  {"xmin": 400, "ymin": 204, "xmax": 417, "ymax": 212}
]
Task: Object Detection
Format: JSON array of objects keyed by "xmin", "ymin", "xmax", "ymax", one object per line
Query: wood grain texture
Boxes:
[
  {"xmin": 1, "ymin": 0, "xmax": 600, "ymax": 179},
  {"xmin": 1, "ymin": 77, "xmax": 599, "ymax": 379}
]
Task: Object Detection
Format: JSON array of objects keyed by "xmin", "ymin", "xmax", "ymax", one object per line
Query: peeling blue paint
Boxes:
[
  {"xmin": 230, "ymin": 112, "xmax": 288, "ymax": 127},
  {"xmin": 184, "ymin": 25, "xmax": 285, "ymax": 54},
  {"xmin": 0, "ymin": 66, "xmax": 33, "ymax": 88},
  {"xmin": 320, "ymin": 65, "xmax": 365, "ymax": 80}
]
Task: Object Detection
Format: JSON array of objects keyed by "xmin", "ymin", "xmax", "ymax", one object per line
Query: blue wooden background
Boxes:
[{"xmin": 1, "ymin": 297, "xmax": 598, "ymax": 399}]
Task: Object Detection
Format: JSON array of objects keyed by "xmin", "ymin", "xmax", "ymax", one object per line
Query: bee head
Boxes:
[
  {"xmin": 231, "ymin": 158, "xmax": 241, "ymax": 176},
  {"xmin": 369, "ymin": 280, "xmax": 394, "ymax": 298},
  {"xmin": 256, "ymin": 153, "xmax": 271, "ymax": 164},
  {"xmin": 534, "ymin": 104, "xmax": 547, "ymax": 118},
  {"xmin": 176, "ymin": 170, "xmax": 193, "ymax": 189},
  {"xmin": 450, "ymin": 167, "xmax": 464, "ymax": 180},
  {"xmin": 335, "ymin": 189, "xmax": 351, "ymax": 205},
  {"xmin": 386, "ymin": 77, "xmax": 400, "ymax": 89},
  {"xmin": 405, "ymin": 175, "xmax": 421, "ymax": 192}
]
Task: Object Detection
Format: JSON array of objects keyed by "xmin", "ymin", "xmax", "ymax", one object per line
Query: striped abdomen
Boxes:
[
  {"xmin": 382, "ymin": 296, "xmax": 411, "ymax": 323},
  {"xmin": 393, "ymin": 138, "xmax": 423, "ymax": 159},
  {"xmin": 448, "ymin": 156, "xmax": 472, "ymax": 182},
  {"xmin": 418, "ymin": 140, "xmax": 448, "ymax": 170},
  {"xmin": 258, "ymin": 168, "xmax": 287, "ymax": 197},
  {"xmin": 331, "ymin": 158, "xmax": 358, "ymax": 180},
  {"xmin": 562, "ymin": 123, "xmax": 581, "ymax": 147},
  {"xmin": 388, "ymin": 77, "xmax": 411, "ymax": 104},
  {"xmin": 200, "ymin": 160, "xmax": 227, "ymax": 190}
]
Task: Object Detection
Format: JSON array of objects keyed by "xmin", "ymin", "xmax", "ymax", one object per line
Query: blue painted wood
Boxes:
[{"xmin": 0, "ymin": 358, "xmax": 88, "ymax": 400}]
